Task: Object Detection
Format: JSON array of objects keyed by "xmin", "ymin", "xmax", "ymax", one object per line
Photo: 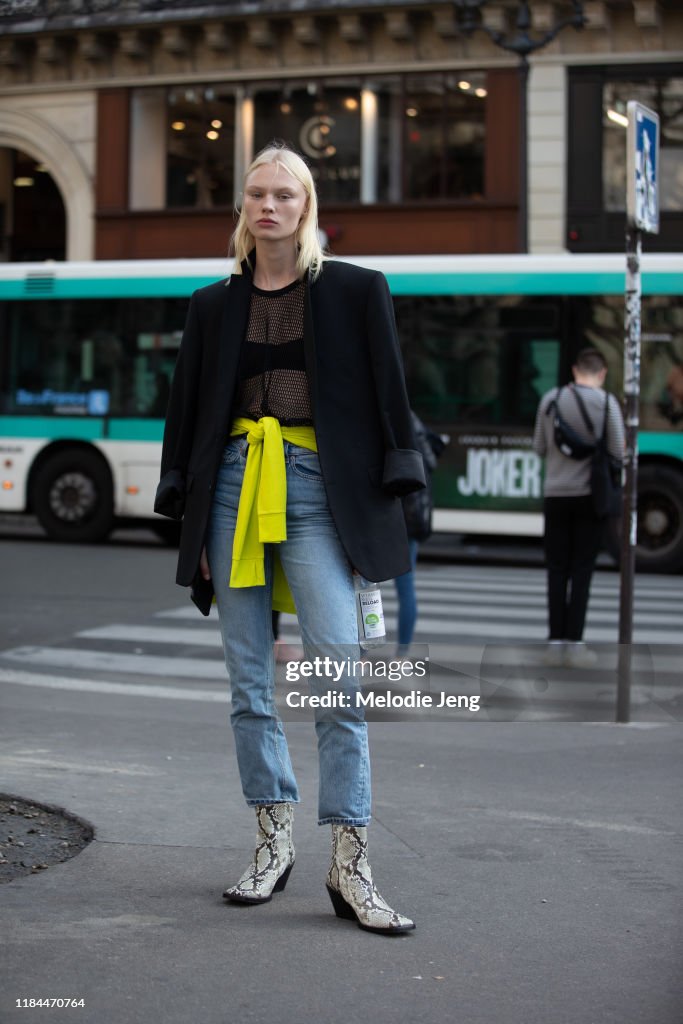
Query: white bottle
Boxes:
[{"xmin": 354, "ymin": 574, "xmax": 386, "ymax": 649}]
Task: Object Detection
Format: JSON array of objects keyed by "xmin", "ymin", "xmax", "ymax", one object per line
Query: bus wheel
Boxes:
[
  {"xmin": 32, "ymin": 449, "xmax": 114, "ymax": 543},
  {"xmin": 636, "ymin": 465, "xmax": 683, "ymax": 573}
]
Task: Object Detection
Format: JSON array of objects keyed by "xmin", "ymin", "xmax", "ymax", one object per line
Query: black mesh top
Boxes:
[{"xmin": 234, "ymin": 278, "xmax": 313, "ymax": 426}]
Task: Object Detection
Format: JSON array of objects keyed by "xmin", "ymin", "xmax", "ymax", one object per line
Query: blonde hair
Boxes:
[{"xmin": 231, "ymin": 143, "xmax": 325, "ymax": 280}]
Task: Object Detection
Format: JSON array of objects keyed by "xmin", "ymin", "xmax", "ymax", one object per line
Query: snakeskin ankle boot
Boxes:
[
  {"xmin": 326, "ymin": 824, "xmax": 415, "ymax": 934},
  {"xmin": 223, "ymin": 803, "xmax": 295, "ymax": 904}
]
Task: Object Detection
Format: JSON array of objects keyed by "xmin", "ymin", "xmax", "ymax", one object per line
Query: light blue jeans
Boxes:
[{"xmin": 206, "ymin": 436, "xmax": 371, "ymax": 826}]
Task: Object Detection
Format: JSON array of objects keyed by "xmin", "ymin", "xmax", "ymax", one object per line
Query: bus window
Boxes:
[
  {"xmin": 640, "ymin": 299, "xmax": 683, "ymax": 432},
  {"xmin": 0, "ymin": 299, "xmax": 186, "ymax": 419},
  {"xmin": 394, "ymin": 294, "xmax": 561, "ymax": 428},
  {"xmin": 570, "ymin": 294, "xmax": 683, "ymax": 433}
]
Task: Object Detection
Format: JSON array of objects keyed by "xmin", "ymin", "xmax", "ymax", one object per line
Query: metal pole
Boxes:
[{"xmin": 617, "ymin": 226, "xmax": 642, "ymax": 723}]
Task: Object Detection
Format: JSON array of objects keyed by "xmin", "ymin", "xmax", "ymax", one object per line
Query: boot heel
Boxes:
[
  {"xmin": 273, "ymin": 861, "xmax": 294, "ymax": 893},
  {"xmin": 326, "ymin": 883, "xmax": 357, "ymax": 921},
  {"xmin": 326, "ymin": 825, "xmax": 415, "ymax": 934}
]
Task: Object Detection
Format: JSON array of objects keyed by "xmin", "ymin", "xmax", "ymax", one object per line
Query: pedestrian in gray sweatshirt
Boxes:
[{"xmin": 533, "ymin": 348, "xmax": 625, "ymax": 667}]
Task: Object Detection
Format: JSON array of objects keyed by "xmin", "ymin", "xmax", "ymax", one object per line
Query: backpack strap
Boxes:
[
  {"xmin": 572, "ymin": 385, "xmax": 612, "ymax": 444},
  {"xmin": 600, "ymin": 392, "xmax": 611, "ymax": 443},
  {"xmin": 546, "ymin": 386, "xmax": 562, "ymax": 417},
  {"xmin": 571, "ymin": 385, "xmax": 598, "ymax": 438}
]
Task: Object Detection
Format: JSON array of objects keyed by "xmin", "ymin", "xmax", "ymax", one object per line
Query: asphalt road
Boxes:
[{"xmin": 1, "ymin": 533, "xmax": 681, "ymax": 1024}]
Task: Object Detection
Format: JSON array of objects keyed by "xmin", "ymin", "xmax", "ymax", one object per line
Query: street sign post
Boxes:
[{"xmin": 617, "ymin": 102, "xmax": 660, "ymax": 724}]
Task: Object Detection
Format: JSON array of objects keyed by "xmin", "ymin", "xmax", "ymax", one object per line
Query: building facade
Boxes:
[{"xmin": 0, "ymin": 0, "xmax": 681, "ymax": 261}]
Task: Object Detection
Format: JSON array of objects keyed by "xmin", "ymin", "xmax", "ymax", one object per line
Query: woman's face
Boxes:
[{"xmin": 243, "ymin": 164, "xmax": 308, "ymax": 247}]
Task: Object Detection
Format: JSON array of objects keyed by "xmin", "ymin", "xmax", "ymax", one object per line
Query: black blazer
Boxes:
[{"xmin": 155, "ymin": 258, "xmax": 425, "ymax": 614}]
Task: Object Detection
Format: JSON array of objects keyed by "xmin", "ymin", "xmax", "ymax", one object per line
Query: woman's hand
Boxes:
[{"xmin": 200, "ymin": 546, "xmax": 211, "ymax": 581}]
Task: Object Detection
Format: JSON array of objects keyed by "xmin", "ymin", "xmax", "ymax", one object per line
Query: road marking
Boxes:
[
  {"xmin": 383, "ymin": 592, "xmax": 679, "ymax": 614},
  {"xmin": 49, "ymin": 612, "xmax": 683, "ymax": 647},
  {"xmin": 77, "ymin": 624, "xmax": 223, "ymax": 646},
  {"xmin": 0, "ymin": 666, "xmax": 229, "ymax": 703},
  {"xmin": 153, "ymin": 606, "xmax": 683, "ymax": 644},
  {"xmin": 14, "ymin": 610, "xmax": 679, "ymax": 643},
  {"xmin": 79, "ymin": 606, "xmax": 683, "ymax": 647},
  {"xmin": 2, "ymin": 647, "xmax": 228, "ymax": 679},
  {"xmin": 1, "ymin": 666, "xmax": 678, "ymax": 716}
]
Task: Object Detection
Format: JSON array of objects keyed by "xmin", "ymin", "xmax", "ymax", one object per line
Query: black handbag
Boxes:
[
  {"xmin": 547, "ymin": 388, "xmax": 596, "ymax": 460},
  {"xmin": 403, "ymin": 477, "xmax": 434, "ymax": 542},
  {"xmin": 401, "ymin": 413, "xmax": 449, "ymax": 541},
  {"xmin": 572, "ymin": 387, "xmax": 623, "ymax": 519}
]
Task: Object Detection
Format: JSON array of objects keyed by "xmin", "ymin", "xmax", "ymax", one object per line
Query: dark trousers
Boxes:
[{"xmin": 543, "ymin": 496, "xmax": 604, "ymax": 642}]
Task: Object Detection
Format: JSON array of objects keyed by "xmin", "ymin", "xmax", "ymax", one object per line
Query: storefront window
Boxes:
[
  {"xmin": 166, "ymin": 85, "xmax": 236, "ymax": 208},
  {"xmin": 253, "ymin": 83, "xmax": 361, "ymax": 202},
  {"xmin": 375, "ymin": 73, "xmax": 486, "ymax": 202},
  {"xmin": 603, "ymin": 76, "xmax": 683, "ymax": 213},
  {"xmin": 402, "ymin": 73, "xmax": 486, "ymax": 201},
  {"xmin": 138, "ymin": 72, "xmax": 488, "ymax": 210}
]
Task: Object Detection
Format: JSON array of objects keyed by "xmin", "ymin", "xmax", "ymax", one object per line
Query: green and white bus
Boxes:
[{"xmin": 1, "ymin": 254, "xmax": 681, "ymax": 570}]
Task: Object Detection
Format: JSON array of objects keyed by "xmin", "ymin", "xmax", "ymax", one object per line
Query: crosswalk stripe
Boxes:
[
  {"xmin": 380, "ymin": 598, "xmax": 679, "ymax": 624},
  {"xmin": 3, "ymin": 606, "xmax": 678, "ymax": 681},
  {"xmin": 82, "ymin": 613, "xmax": 669, "ymax": 643},
  {"xmin": 408, "ymin": 580, "xmax": 678, "ymax": 600},
  {"xmin": 2, "ymin": 646, "xmax": 227, "ymax": 680},
  {"xmin": 418, "ymin": 568, "xmax": 682, "ymax": 592},
  {"xmin": 2, "ymin": 564, "xmax": 680, "ymax": 700},
  {"xmin": 279, "ymin": 641, "xmax": 679, "ymax": 674},
  {"xmin": 429, "ymin": 570, "xmax": 680, "ymax": 589},
  {"xmin": 78, "ymin": 625, "xmax": 223, "ymax": 646},
  {"xmin": 0, "ymin": 666, "xmax": 677, "ymax": 713},
  {"xmin": 155, "ymin": 581, "xmax": 679, "ymax": 607},
  {"xmin": 410, "ymin": 620, "xmax": 679, "ymax": 642},
  {"xmin": 0, "ymin": 666, "xmax": 229, "ymax": 703},
  {"xmin": 382, "ymin": 595, "xmax": 679, "ymax": 614}
]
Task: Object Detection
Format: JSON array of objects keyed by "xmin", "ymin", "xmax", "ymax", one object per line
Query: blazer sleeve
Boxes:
[
  {"xmin": 154, "ymin": 293, "xmax": 202, "ymax": 519},
  {"xmin": 365, "ymin": 272, "xmax": 426, "ymax": 496}
]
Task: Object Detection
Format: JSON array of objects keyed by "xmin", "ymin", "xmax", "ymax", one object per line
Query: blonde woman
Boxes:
[{"xmin": 156, "ymin": 143, "xmax": 424, "ymax": 934}]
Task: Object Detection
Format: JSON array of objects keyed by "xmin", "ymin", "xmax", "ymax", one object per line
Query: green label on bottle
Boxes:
[{"xmin": 359, "ymin": 588, "xmax": 385, "ymax": 639}]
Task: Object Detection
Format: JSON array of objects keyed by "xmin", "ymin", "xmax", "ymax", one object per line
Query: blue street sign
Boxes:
[{"xmin": 627, "ymin": 101, "xmax": 660, "ymax": 234}]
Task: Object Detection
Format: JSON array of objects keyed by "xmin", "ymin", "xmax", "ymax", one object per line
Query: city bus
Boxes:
[{"xmin": 0, "ymin": 253, "xmax": 681, "ymax": 571}]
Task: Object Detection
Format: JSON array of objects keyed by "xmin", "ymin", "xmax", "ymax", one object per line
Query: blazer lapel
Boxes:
[
  {"xmin": 215, "ymin": 271, "xmax": 251, "ymax": 436},
  {"xmin": 303, "ymin": 273, "xmax": 319, "ymax": 427}
]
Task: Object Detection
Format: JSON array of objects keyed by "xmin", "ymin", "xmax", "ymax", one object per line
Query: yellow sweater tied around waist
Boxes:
[{"xmin": 228, "ymin": 416, "xmax": 317, "ymax": 614}]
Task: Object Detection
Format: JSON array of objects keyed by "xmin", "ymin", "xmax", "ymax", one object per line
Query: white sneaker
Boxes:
[{"xmin": 564, "ymin": 643, "xmax": 598, "ymax": 668}]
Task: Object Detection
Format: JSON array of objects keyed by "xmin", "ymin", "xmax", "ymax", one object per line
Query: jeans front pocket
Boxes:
[
  {"xmin": 290, "ymin": 449, "xmax": 324, "ymax": 482},
  {"xmin": 222, "ymin": 437, "xmax": 246, "ymax": 466}
]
